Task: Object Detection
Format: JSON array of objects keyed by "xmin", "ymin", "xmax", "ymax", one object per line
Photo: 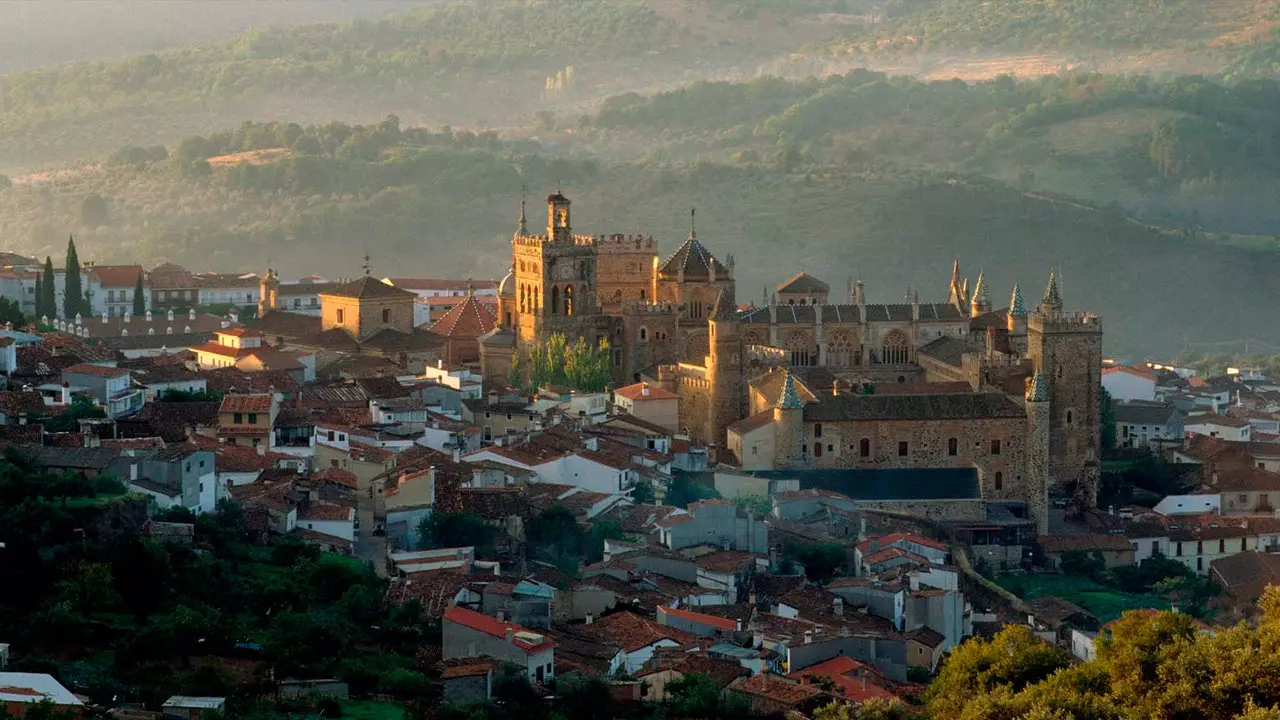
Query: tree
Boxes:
[
  {"xmin": 814, "ymin": 698, "xmax": 923, "ymax": 720},
  {"xmin": 1059, "ymin": 549, "xmax": 1106, "ymax": 578},
  {"xmin": 44, "ymin": 395, "xmax": 106, "ymax": 433},
  {"xmin": 133, "ymin": 271, "xmax": 146, "ymax": 316},
  {"xmin": 783, "ymin": 542, "xmax": 847, "ymax": 584},
  {"xmin": 630, "ymin": 480, "xmax": 655, "ymax": 504},
  {"xmin": 524, "ymin": 332, "xmax": 611, "ymax": 392},
  {"xmin": 33, "ymin": 273, "xmax": 44, "ymax": 320},
  {"xmin": 41, "ymin": 256, "xmax": 56, "ymax": 318},
  {"xmin": 666, "ymin": 673, "xmax": 721, "ymax": 717},
  {"xmin": 1100, "ymin": 386, "xmax": 1117, "ymax": 450},
  {"xmin": 0, "ymin": 298, "xmax": 24, "ymax": 326},
  {"xmin": 64, "ymin": 236, "xmax": 83, "ymax": 318},
  {"xmin": 417, "ymin": 512, "xmax": 498, "ymax": 557},
  {"xmin": 665, "ymin": 474, "xmax": 718, "ymax": 508},
  {"xmin": 557, "ymin": 675, "xmax": 614, "ymax": 720},
  {"xmin": 528, "ymin": 505, "xmax": 586, "ymax": 574},
  {"xmin": 925, "ymin": 625, "xmax": 1071, "ymax": 719}
]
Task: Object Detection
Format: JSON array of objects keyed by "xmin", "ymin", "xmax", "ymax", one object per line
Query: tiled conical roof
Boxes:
[
  {"xmin": 776, "ymin": 272, "xmax": 829, "ymax": 294},
  {"xmin": 777, "ymin": 373, "xmax": 804, "ymax": 410},
  {"xmin": 1026, "ymin": 372, "xmax": 1049, "ymax": 402},
  {"xmin": 1008, "ymin": 283, "xmax": 1026, "ymax": 318},
  {"xmin": 1043, "ymin": 269, "xmax": 1062, "ymax": 306},
  {"xmin": 658, "ymin": 234, "xmax": 731, "ymax": 279},
  {"xmin": 429, "ymin": 295, "xmax": 497, "ymax": 339},
  {"xmin": 323, "ymin": 275, "xmax": 416, "ymax": 300},
  {"xmin": 710, "ymin": 288, "xmax": 737, "ymax": 321}
]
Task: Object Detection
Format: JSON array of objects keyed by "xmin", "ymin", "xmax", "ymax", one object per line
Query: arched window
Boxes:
[
  {"xmin": 879, "ymin": 329, "xmax": 910, "ymax": 364},
  {"xmin": 639, "ymin": 327, "xmax": 648, "ymax": 341},
  {"xmin": 786, "ymin": 331, "xmax": 813, "ymax": 367},
  {"xmin": 859, "ymin": 438, "xmax": 870, "ymax": 458},
  {"xmin": 813, "ymin": 442, "xmax": 823, "ymax": 458},
  {"xmin": 690, "ymin": 300, "xmax": 703, "ymax": 319},
  {"xmin": 799, "ymin": 298, "xmax": 807, "ymax": 306},
  {"xmin": 564, "ymin": 285, "xmax": 574, "ymax": 316},
  {"xmin": 827, "ymin": 331, "xmax": 859, "ymax": 367},
  {"xmin": 995, "ymin": 472, "xmax": 1003, "ymax": 491},
  {"xmin": 640, "ymin": 289, "xmax": 646, "ymax": 300},
  {"xmin": 814, "ymin": 423, "xmax": 823, "ymax": 438},
  {"xmin": 948, "ymin": 438, "xmax": 958, "ymax": 456},
  {"xmin": 551, "ymin": 286, "xmax": 560, "ymax": 315}
]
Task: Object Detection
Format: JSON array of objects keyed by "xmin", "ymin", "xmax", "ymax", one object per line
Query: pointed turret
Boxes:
[
  {"xmin": 711, "ymin": 287, "xmax": 736, "ymax": 321},
  {"xmin": 777, "ymin": 372, "xmax": 804, "ymax": 410},
  {"xmin": 948, "ymin": 260, "xmax": 963, "ymax": 309},
  {"xmin": 1026, "ymin": 371, "xmax": 1049, "ymax": 402},
  {"xmin": 1042, "ymin": 268, "xmax": 1063, "ymax": 313},
  {"xmin": 517, "ymin": 195, "xmax": 528, "ymax": 236},
  {"xmin": 1008, "ymin": 283, "xmax": 1026, "ymax": 319},
  {"xmin": 970, "ymin": 271, "xmax": 991, "ymax": 316}
]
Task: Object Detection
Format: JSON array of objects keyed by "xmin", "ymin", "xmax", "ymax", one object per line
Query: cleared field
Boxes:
[{"xmin": 1044, "ymin": 108, "xmax": 1187, "ymax": 157}]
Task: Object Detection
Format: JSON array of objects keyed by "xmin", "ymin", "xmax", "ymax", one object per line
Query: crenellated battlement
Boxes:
[
  {"xmin": 1029, "ymin": 311, "xmax": 1102, "ymax": 334},
  {"xmin": 746, "ymin": 344, "xmax": 788, "ymax": 365},
  {"xmin": 622, "ymin": 301, "xmax": 679, "ymax": 315},
  {"xmin": 596, "ymin": 233, "xmax": 657, "ymax": 251},
  {"xmin": 513, "ymin": 232, "xmax": 598, "ymax": 248}
]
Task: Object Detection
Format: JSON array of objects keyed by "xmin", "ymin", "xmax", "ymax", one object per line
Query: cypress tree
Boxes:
[
  {"xmin": 41, "ymin": 256, "xmax": 56, "ymax": 318},
  {"xmin": 132, "ymin": 271, "xmax": 146, "ymax": 316},
  {"xmin": 33, "ymin": 274, "xmax": 44, "ymax": 319},
  {"xmin": 64, "ymin": 235, "xmax": 82, "ymax": 318}
]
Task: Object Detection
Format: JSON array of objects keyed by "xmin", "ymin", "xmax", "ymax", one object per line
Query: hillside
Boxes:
[{"xmin": 0, "ymin": 117, "xmax": 1276, "ymax": 357}]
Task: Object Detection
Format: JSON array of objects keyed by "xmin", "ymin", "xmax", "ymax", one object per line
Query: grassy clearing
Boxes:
[
  {"xmin": 998, "ymin": 573, "xmax": 1173, "ymax": 623},
  {"xmin": 342, "ymin": 700, "xmax": 405, "ymax": 720}
]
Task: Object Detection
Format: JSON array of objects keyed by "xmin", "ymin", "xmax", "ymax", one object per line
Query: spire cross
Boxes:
[
  {"xmin": 690, "ymin": 208, "xmax": 696, "ymax": 238},
  {"xmin": 363, "ymin": 254, "xmax": 371, "ymax": 277}
]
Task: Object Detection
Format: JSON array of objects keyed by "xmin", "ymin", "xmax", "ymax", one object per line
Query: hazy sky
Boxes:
[{"xmin": 0, "ymin": 0, "xmax": 421, "ymax": 75}]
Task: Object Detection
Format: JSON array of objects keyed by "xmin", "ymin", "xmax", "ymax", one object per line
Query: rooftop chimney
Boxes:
[
  {"xmin": 505, "ymin": 628, "xmax": 514, "ymax": 643},
  {"xmin": 642, "ymin": 383, "xmax": 649, "ymax": 397}
]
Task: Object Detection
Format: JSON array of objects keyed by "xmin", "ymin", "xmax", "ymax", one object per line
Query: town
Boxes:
[{"xmin": 1, "ymin": 189, "xmax": 1277, "ymax": 719}]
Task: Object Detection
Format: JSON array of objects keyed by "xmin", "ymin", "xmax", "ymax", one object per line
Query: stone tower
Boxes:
[
  {"xmin": 1025, "ymin": 371, "xmax": 1051, "ymax": 535},
  {"xmin": 655, "ymin": 212, "xmax": 735, "ymax": 362},
  {"xmin": 511, "ymin": 192, "xmax": 600, "ymax": 348},
  {"xmin": 707, "ymin": 288, "xmax": 745, "ymax": 445},
  {"xmin": 257, "ymin": 267, "xmax": 279, "ymax": 318},
  {"xmin": 773, "ymin": 372, "xmax": 806, "ymax": 468},
  {"xmin": 1028, "ymin": 269, "xmax": 1102, "ymax": 507},
  {"xmin": 497, "ymin": 262, "xmax": 516, "ymax": 329}
]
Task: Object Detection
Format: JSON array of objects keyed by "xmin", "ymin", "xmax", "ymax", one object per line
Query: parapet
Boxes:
[
  {"xmin": 1028, "ymin": 311, "xmax": 1102, "ymax": 334},
  {"xmin": 622, "ymin": 301, "xmax": 679, "ymax": 315},
  {"xmin": 596, "ymin": 233, "xmax": 657, "ymax": 251}
]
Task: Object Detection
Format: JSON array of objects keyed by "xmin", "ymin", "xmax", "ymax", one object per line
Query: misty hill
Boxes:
[{"xmin": 0, "ymin": 115, "xmax": 1275, "ymax": 357}]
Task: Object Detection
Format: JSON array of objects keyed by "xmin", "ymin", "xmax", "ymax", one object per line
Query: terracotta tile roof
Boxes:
[
  {"xmin": 1037, "ymin": 534, "xmax": 1135, "ymax": 554},
  {"xmin": 878, "ymin": 532, "xmax": 948, "ymax": 552},
  {"xmin": 1103, "ymin": 365, "xmax": 1158, "ymax": 382},
  {"xmin": 694, "ymin": 551, "xmax": 759, "ymax": 574},
  {"xmin": 0, "ymin": 391, "xmax": 47, "ymax": 416},
  {"xmin": 1209, "ymin": 551, "xmax": 1280, "ymax": 601},
  {"xmin": 439, "ymin": 658, "xmax": 498, "ymax": 679},
  {"xmin": 908, "ymin": 628, "xmax": 946, "ymax": 648},
  {"xmin": 589, "ymin": 610, "xmax": 696, "ymax": 652},
  {"xmin": 201, "ymin": 368, "xmax": 299, "ymax": 394},
  {"xmin": 658, "ymin": 235, "xmax": 730, "ymax": 280},
  {"xmin": 219, "ymin": 394, "xmax": 274, "ymax": 413},
  {"xmin": 89, "ymin": 264, "xmax": 144, "ymax": 288},
  {"xmin": 442, "ymin": 606, "xmax": 555, "ymax": 653},
  {"xmin": 248, "ymin": 310, "xmax": 322, "ymax": 339},
  {"xmin": 862, "ymin": 546, "xmax": 931, "ymax": 567},
  {"xmin": 298, "ymin": 504, "xmax": 354, "ymax": 522},
  {"xmin": 734, "ymin": 673, "xmax": 824, "ymax": 707},
  {"xmin": 727, "ymin": 410, "xmax": 775, "ymax": 436},
  {"xmin": 313, "ymin": 467, "xmax": 359, "ymax": 490},
  {"xmin": 1209, "ymin": 462, "xmax": 1280, "ymax": 493},
  {"xmin": 788, "ymin": 656, "xmax": 897, "ymax": 704},
  {"xmin": 321, "ymin": 276, "xmax": 416, "ymax": 300},
  {"xmin": 64, "ymin": 363, "xmax": 129, "ymax": 378},
  {"xmin": 134, "ymin": 402, "xmax": 220, "ymax": 442},
  {"xmin": 613, "ymin": 382, "xmax": 677, "ymax": 401},
  {"xmin": 429, "ymin": 294, "xmax": 497, "ymax": 339},
  {"xmin": 640, "ymin": 653, "xmax": 748, "ymax": 688},
  {"xmin": 385, "ymin": 571, "xmax": 471, "ymax": 615},
  {"xmin": 659, "ymin": 606, "xmax": 737, "ymax": 632}
]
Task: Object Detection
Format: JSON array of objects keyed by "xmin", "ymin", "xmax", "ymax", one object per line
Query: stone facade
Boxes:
[
  {"xmin": 596, "ymin": 234, "xmax": 658, "ymax": 313},
  {"xmin": 320, "ymin": 294, "xmax": 414, "ymax": 341}
]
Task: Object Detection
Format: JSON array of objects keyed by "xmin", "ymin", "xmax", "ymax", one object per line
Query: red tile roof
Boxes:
[
  {"xmin": 429, "ymin": 294, "xmax": 498, "ymax": 339},
  {"xmin": 313, "ymin": 467, "xmax": 359, "ymax": 489},
  {"xmin": 220, "ymin": 394, "xmax": 275, "ymax": 413},
  {"xmin": 734, "ymin": 674, "xmax": 824, "ymax": 707},
  {"xmin": 89, "ymin": 264, "xmax": 144, "ymax": 288},
  {"xmin": 589, "ymin": 610, "xmax": 696, "ymax": 652},
  {"xmin": 442, "ymin": 606, "xmax": 555, "ymax": 653},
  {"xmin": 298, "ymin": 504, "xmax": 354, "ymax": 521},
  {"xmin": 788, "ymin": 657, "xmax": 897, "ymax": 704},
  {"xmin": 658, "ymin": 606, "xmax": 737, "ymax": 632},
  {"xmin": 64, "ymin": 363, "xmax": 129, "ymax": 378},
  {"xmin": 1103, "ymin": 365, "xmax": 1158, "ymax": 382},
  {"xmin": 614, "ymin": 382, "xmax": 678, "ymax": 401}
]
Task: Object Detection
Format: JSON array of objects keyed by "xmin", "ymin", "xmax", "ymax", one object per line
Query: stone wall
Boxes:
[
  {"xmin": 854, "ymin": 498, "xmax": 987, "ymax": 522},
  {"xmin": 804, "ymin": 416, "xmax": 1029, "ymax": 501}
]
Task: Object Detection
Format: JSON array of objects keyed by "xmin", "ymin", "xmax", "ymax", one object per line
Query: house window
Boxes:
[
  {"xmin": 814, "ymin": 442, "xmax": 822, "ymax": 458},
  {"xmin": 1197, "ymin": 557, "xmax": 1203, "ymax": 572},
  {"xmin": 337, "ymin": 309, "xmax": 345, "ymax": 324},
  {"xmin": 639, "ymin": 328, "xmax": 647, "ymax": 341},
  {"xmin": 751, "ymin": 446, "xmax": 757, "ymax": 455},
  {"xmin": 185, "ymin": 462, "xmax": 191, "ymax": 472},
  {"xmin": 827, "ymin": 444, "xmax": 834, "ymax": 453},
  {"xmin": 991, "ymin": 439, "xmax": 1001, "ymax": 455},
  {"xmin": 1240, "ymin": 494, "xmax": 1249, "ymax": 503},
  {"xmin": 994, "ymin": 472, "xmax": 1003, "ymax": 490},
  {"xmin": 382, "ymin": 309, "xmax": 391, "ymax": 323},
  {"xmin": 234, "ymin": 413, "xmax": 243, "ymax": 424},
  {"xmin": 1176, "ymin": 542, "xmax": 1183, "ymax": 556},
  {"xmin": 948, "ymin": 438, "xmax": 957, "ymax": 456},
  {"xmin": 248, "ymin": 413, "xmax": 258, "ymax": 425},
  {"xmin": 1196, "ymin": 541, "xmax": 1203, "ymax": 554},
  {"xmin": 898, "ymin": 441, "xmax": 908, "ymax": 457},
  {"xmin": 814, "ymin": 424, "xmax": 822, "ymax": 438},
  {"xmin": 860, "ymin": 438, "xmax": 870, "ymax": 457},
  {"xmin": 1219, "ymin": 539, "xmax": 1225, "ymax": 553},
  {"xmin": 1151, "ymin": 541, "xmax": 1159, "ymax": 555}
]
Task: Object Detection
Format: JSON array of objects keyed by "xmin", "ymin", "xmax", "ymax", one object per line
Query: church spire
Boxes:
[
  {"xmin": 970, "ymin": 271, "xmax": 990, "ymax": 316},
  {"xmin": 777, "ymin": 372, "xmax": 804, "ymax": 410},
  {"xmin": 689, "ymin": 207, "xmax": 696, "ymax": 240},
  {"xmin": 517, "ymin": 193, "xmax": 528, "ymax": 236}
]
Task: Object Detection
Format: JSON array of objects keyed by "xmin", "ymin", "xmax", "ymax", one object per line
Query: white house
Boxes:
[
  {"xmin": 1185, "ymin": 415, "xmax": 1253, "ymax": 442},
  {"xmin": 1103, "ymin": 366, "xmax": 1157, "ymax": 402},
  {"xmin": 296, "ymin": 505, "xmax": 356, "ymax": 542},
  {"xmin": 1113, "ymin": 401, "xmax": 1183, "ymax": 451},
  {"xmin": 1153, "ymin": 494, "xmax": 1220, "ymax": 516}
]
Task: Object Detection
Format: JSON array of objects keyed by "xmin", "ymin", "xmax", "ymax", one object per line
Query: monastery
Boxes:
[{"xmin": 478, "ymin": 191, "xmax": 1103, "ymax": 533}]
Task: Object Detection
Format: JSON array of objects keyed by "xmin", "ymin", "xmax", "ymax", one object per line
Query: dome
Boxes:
[{"xmin": 498, "ymin": 267, "xmax": 516, "ymax": 297}]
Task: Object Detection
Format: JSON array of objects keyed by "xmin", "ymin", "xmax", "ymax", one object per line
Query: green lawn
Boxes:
[
  {"xmin": 342, "ymin": 700, "xmax": 405, "ymax": 720},
  {"xmin": 998, "ymin": 573, "xmax": 1173, "ymax": 623}
]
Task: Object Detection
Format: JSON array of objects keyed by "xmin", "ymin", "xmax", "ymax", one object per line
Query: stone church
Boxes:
[{"xmin": 478, "ymin": 191, "xmax": 1102, "ymax": 525}]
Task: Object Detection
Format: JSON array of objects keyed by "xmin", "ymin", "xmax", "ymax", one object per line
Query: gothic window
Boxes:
[
  {"xmin": 798, "ymin": 299, "xmax": 807, "ymax": 306},
  {"xmin": 948, "ymin": 438, "xmax": 958, "ymax": 456},
  {"xmin": 564, "ymin": 285, "xmax": 574, "ymax": 316},
  {"xmin": 551, "ymin": 286, "xmax": 560, "ymax": 315},
  {"xmin": 860, "ymin": 438, "xmax": 871, "ymax": 457},
  {"xmin": 639, "ymin": 327, "xmax": 648, "ymax": 341},
  {"xmin": 827, "ymin": 331, "xmax": 859, "ymax": 367},
  {"xmin": 879, "ymin": 329, "xmax": 910, "ymax": 364},
  {"xmin": 786, "ymin": 331, "xmax": 813, "ymax": 367},
  {"xmin": 787, "ymin": 299, "xmax": 795, "ymax": 305},
  {"xmin": 689, "ymin": 300, "xmax": 703, "ymax": 320},
  {"xmin": 745, "ymin": 329, "xmax": 765, "ymax": 345},
  {"xmin": 814, "ymin": 424, "xmax": 823, "ymax": 439}
]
